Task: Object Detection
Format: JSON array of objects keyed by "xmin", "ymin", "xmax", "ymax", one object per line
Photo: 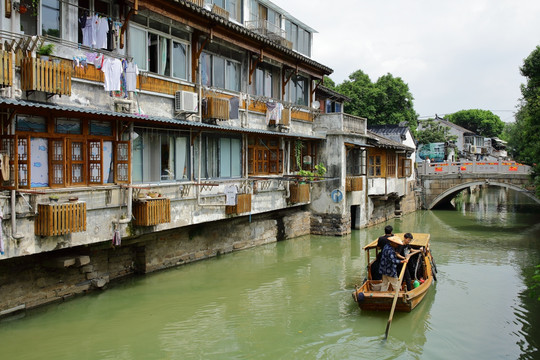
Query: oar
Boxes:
[{"xmin": 385, "ymin": 259, "xmax": 408, "ymax": 339}]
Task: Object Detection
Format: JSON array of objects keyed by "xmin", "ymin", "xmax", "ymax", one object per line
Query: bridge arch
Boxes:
[{"xmin": 427, "ymin": 181, "xmax": 540, "ymax": 210}]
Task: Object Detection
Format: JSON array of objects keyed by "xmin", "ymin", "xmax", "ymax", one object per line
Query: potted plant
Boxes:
[
  {"xmin": 49, "ymin": 194, "xmax": 59, "ymax": 203},
  {"xmin": 37, "ymin": 43, "xmax": 54, "ymax": 61},
  {"xmin": 314, "ymin": 163, "xmax": 327, "ymax": 180}
]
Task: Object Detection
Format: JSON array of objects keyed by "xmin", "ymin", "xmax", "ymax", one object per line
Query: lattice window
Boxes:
[
  {"xmin": 115, "ymin": 141, "xmax": 130, "ymax": 183},
  {"xmin": 51, "ymin": 139, "xmax": 65, "ymax": 186},
  {"xmin": 387, "ymin": 153, "xmax": 396, "ymax": 177},
  {"xmin": 88, "ymin": 140, "xmax": 102, "ymax": 184},
  {"xmin": 17, "ymin": 136, "xmax": 30, "ymax": 188},
  {"xmin": 69, "ymin": 140, "xmax": 85, "ymax": 185}
]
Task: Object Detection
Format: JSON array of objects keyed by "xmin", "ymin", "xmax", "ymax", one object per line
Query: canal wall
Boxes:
[{"xmin": 0, "ymin": 208, "xmax": 310, "ymax": 317}]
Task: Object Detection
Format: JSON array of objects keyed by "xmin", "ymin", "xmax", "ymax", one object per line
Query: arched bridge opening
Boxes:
[{"xmin": 427, "ymin": 181, "xmax": 540, "ymax": 210}]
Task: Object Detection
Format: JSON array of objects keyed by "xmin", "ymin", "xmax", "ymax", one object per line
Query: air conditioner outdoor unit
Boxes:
[{"xmin": 175, "ymin": 91, "xmax": 198, "ymax": 113}]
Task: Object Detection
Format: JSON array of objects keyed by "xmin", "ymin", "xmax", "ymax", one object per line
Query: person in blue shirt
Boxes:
[{"xmin": 379, "ymin": 236, "xmax": 408, "ymax": 291}]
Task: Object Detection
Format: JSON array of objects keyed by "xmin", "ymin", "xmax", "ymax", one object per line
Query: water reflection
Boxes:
[{"xmin": 0, "ymin": 188, "xmax": 538, "ymax": 359}]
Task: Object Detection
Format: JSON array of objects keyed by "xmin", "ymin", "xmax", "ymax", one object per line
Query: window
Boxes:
[
  {"xmin": 285, "ymin": 20, "xmax": 311, "ymax": 56},
  {"xmin": 195, "ymin": 134, "xmax": 241, "ymax": 179},
  {"xmin": 132, "ymin": 129, "xmax": 190, "ymax": 183},
  {"xmin": 284, "ymin": 74, "xmax": 309, "ymax": 106},
  {"xmin": 42, "ymin": 0, "xmax": 60, "ymax": 37},
  {"xmin": 399, "ymin": 156, "xmax": 412, "ymax": 178},
  {"xmin": 205, "ymin": 0, "xmax": 242, "ymax": 22},
  {"xmin": 248, "ymin": 137, "xmax": 282, "ymax": 175},
  {"xmin": 129, "ymin": 24, "xmax": 189, "ymax": 80},
  {"xmin": 325, "ymin": 100, "xmax": 342, "ymax": 114},
  {"xmin": 77, "ymin": 0, "xmax": 112, "ymax": 45},
  {"xmin": 368, "ymin": 155, "xmax": 382, "ymax": 177},
  {"xmin": 7, "ymin": 116, "xmax": 128, "ymax": 188},
  {"xmin": 346, "ymin": 147, "xmax": 366, "ymax": 176},
  {"xmin": 254, "ymin": 66, "xmax": 274, "ymax": 98},
  {"xmin": 387, "ymin": 153, "xmax": 396, "ymax": 177},
  {"xmin": 290, "ymin": 140, "xmax": 317, "ymax": 173},
  {"xmin": 201, "ymin": 52, "xmax": 241, "ymax": 92}
]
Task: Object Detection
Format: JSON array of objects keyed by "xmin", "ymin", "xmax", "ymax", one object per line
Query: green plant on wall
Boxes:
[
  {"xmin": 315, "ymin": 163, "xmax": 326, "ymax": 178},
  {"xmin": 295, "ymin": 140, "xmax": 303, "ymax": 170},
  {"xmin": 37, "ymin": 43, "xmax": 54, "ymax": 56}
]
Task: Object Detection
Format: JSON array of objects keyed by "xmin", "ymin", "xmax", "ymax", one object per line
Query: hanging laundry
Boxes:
[
  {"xmin": 81, "ymin": 15, "xmax": 93, "ymax": 47},
  {"xmin": 265, "ymin": 101, "xmax": 283, "ymax": 125},
  {"xmin": 91, "ymin": 14, "xmax": 99, "ymax": 47},
  {"xmin": 112, "ymin": 228, "xmax": 121, "ymax": 246},
  {"xmin": 0, "ymin": 153, "xmax": 10, "ymax": 181},
  {"xmin": 229, "ymin": 96, "xmax": 239, "ymax": 120},
  {"xmin": 95, "ymin": 16, "xmax": 109, "ymax": 49},
  {"xmin": 101, "ymin": 57, "xmax": 123, "ymax": 91},
  {"xmin": 125, "ymin": 60, "xmax": 139, "ymax": 92},
  {"xmin": 113, "ymin": 59, "xmax": 128, "ymax": 98}
]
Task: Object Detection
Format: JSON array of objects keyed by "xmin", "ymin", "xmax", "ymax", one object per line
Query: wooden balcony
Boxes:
[
  {"xmin": 203, "ymin": 96, "xmax": 230, "ymax": 121},
  {"xmin": 225, "ymin": 193, "xmax": 252, "ymax": 215},
  {"xmin": 186, "ymin": 0, "xmax": 204, "ymax": 6},
  {"xmin": 21, "ymin": 57, "xmax": 71, "ymax": 98},
  {"xmin": 346, "ymin": 176, "xmax": 363, "ymax": 192},
  {"xmin": 0, "ymin": 50, "xmax": 13, "ymax": 87},
  {"xmin": 133, "ymin": 198, "xmax": 171, "ymax": 226},
  {"xmin": 35, "ymin": 202, "xmax": 87, "ymax": 236},
  {"xmin": 211, "ymin": 4, "xmax": 229, "ymax": 19},
  {"xmin": 289, "ymin": 183, "xmax": 310, "ymax": 204}
]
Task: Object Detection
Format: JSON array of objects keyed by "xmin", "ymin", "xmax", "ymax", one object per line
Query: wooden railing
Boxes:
[
  {"xmin": 133, "ymin": 198, "xmax": 171, "ymax": 226},
  {"xmin": 186, "ymin": 0, "xmax": 204, "ymax": 6},
  {"xmin": 204, "ymin": 96, "xmax": 230, "ymax": 121},
  {"xmin": 346, "ymin": 176, "xmax": 363, "ymax": 192},
  {"xmin": 211, "ymin": 4, "xmax": 229, "ymax": 19},
  {"xmin": 225, "ymin": 193, "xmax": 252, "ymax": 215},
  {"xmin": 21, "ymin": 57, "xmax": 71, "ymax": 96},
  {"xmin": 35, "ymin": 202, "xmax": 87, "ymax": 236},
  {"xmin": 289, "ymin": 183, "xmax": 310, "ymax": 204},
  {"xmin": 0, "ymin": 50, "xmax": 13, "ymax": 87}
]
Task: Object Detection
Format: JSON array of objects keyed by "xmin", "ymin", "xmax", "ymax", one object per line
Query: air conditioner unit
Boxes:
[{"xmin": 175, "ymin": 91, "xmax": 198, "ymax": 113}]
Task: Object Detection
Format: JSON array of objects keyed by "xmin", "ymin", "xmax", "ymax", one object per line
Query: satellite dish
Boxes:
[{"xmin": 312, "ymin": 100, "xmax": 320, "ymax": 109}]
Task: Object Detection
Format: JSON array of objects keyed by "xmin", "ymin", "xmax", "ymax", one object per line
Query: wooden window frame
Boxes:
[
  {"xmin": 387, "ymin": 152, "xmax": 396, "ymax": 177},
  {"xmin": 368, "ymin": 148, "xmax": 386, "ymax": 178},
  {"xmin": 248, "ymin": 136, "xmax": 282, "ymax": 176},
  {"xmin": 3, "ymin": 115, "xmax": 131, "ymax": 190},
  {"xmin": 399, "ymin": 156, "xmax": 412, "ymax": 178}
]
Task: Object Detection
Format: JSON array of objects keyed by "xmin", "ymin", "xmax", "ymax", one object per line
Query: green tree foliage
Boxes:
[
  {"xmin": 447, "ymin": 109, "xmax": 504, "ymax": 138},
  {"xmin": 416, "ymin": 119, "xmax": 457, "ymax": 144},
  {"xmin": 323, "ymin": 76, "xmax": 336, "ymax": 90},
  {"xmin": 334, "ymin": 70, "xmax": 418, "ymax": 129},
  {"xmin": 508, "ymin": 45, "xmax": 540, "ymax": 196}
]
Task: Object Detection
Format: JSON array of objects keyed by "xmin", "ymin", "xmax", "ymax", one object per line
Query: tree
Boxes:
[
  {"xmin": 508, "ymin": 45, "xmax": 540, "ymax": 197},
  {"xmin": 447, "ymin": 109, "xmax": 504, "ymax": 138},
  {"xmin": 416, "ymin": 119, "xmax": 457, "ymax": 144},
  {"xmin": 334, "ymin": 70, "xmax": 418, "ymax": 129}
]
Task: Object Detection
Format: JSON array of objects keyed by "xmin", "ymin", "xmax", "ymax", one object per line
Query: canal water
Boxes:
[{"xmin": 1, "ymin": 188, "xmax": 539, "ymax": 359}]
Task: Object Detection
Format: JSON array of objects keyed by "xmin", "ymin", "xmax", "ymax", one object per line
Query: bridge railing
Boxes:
[{"xmin": 417, "ymin": 160, "xmax": 531, "ymax": 175}]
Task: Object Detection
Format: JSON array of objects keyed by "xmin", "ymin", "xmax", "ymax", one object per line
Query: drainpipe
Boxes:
[
  {"xmin": 126, "ymin": 122, "xmax": 134, "ymax": 221},
  {"xmin": 10, "ymin": 117, "xmax": 22, "ymax": 239}
]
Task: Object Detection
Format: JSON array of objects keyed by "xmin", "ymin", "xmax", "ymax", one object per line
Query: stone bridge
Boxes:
[{"xmin": 417, "ymin": 160, "xmax": 538, "ymax": 209}]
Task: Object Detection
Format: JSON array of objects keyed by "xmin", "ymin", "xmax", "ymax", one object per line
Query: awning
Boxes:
[{"xmin": 0, "ymin": 97, "xmax": 325, "ymax": 140}]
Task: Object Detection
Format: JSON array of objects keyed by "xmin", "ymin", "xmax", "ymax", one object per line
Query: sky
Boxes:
[{"xmin": 270, "ymin": 0, "xmax": 540, "ymax": 122}]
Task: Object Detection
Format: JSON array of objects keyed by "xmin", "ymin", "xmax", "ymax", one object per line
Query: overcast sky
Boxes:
[{"xmin": 271, "ymin": 0, "xmax": 540, "ymax": 122}]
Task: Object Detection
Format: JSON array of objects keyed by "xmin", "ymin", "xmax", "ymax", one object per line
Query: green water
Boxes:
[{"xmin": 1, "ymin": 188, "xmax": 539, "ymax": 359}]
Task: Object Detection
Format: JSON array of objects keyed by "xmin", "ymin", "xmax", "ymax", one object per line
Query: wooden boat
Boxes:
[{"xmin": 352, "ymin": 233, "xmax": 436, "ymax": 312}]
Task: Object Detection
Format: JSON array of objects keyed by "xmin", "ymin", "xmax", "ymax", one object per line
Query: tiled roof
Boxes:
[
  {"xmin": 366, "ymin": 130, "xmax": 414, "ymax": 151},
  {"xmin": 0, "ymin": 97, "xmax": 325, "ymax": 140}
]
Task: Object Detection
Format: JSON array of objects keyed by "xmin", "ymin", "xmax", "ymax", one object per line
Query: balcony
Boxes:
[
  {"xmin": 315, "ymin": 113, "xmax": 367, "ymax": 134},
  {"xmin": 133, "ymin": 198, "xmax": 171, "ymax": 226},
  {"xmin": 346, "ymin": 176, "xmax": 363, "ymax": 192},
  {"xmin": 245, "ymin": 19, "xmax": 291, "ymax": 48},
  {"xmin": 1, "ymin": 50, "xmax": 13, "ymax": 87},
  {"xmin": 35, "ymin": 202, "xmax": 87, "ymax": 236},
  {"xmin": 20, "ymin": 57, "xmax": 71, "ymax": 98},
  {"xmin": 203, "ymin": 96, "xmax": 230, "ymax": 122}
]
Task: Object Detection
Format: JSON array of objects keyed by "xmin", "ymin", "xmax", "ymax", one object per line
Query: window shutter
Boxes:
[{"xmin": 114, "ymin": 141, "xmax": 130, "ymax": 184}]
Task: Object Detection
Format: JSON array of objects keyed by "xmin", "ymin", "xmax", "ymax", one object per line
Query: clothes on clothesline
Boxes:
[
  {"xmin": 102, "ymin": 57, "xmax": 123, "ymax": 92},
  {"xmin": 80, "ymin": 14, "xmax": 119, "ymax": 51},
  {"xmin": 266, "ymin": 101, "xmax": 283, "ymax": 125}
]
